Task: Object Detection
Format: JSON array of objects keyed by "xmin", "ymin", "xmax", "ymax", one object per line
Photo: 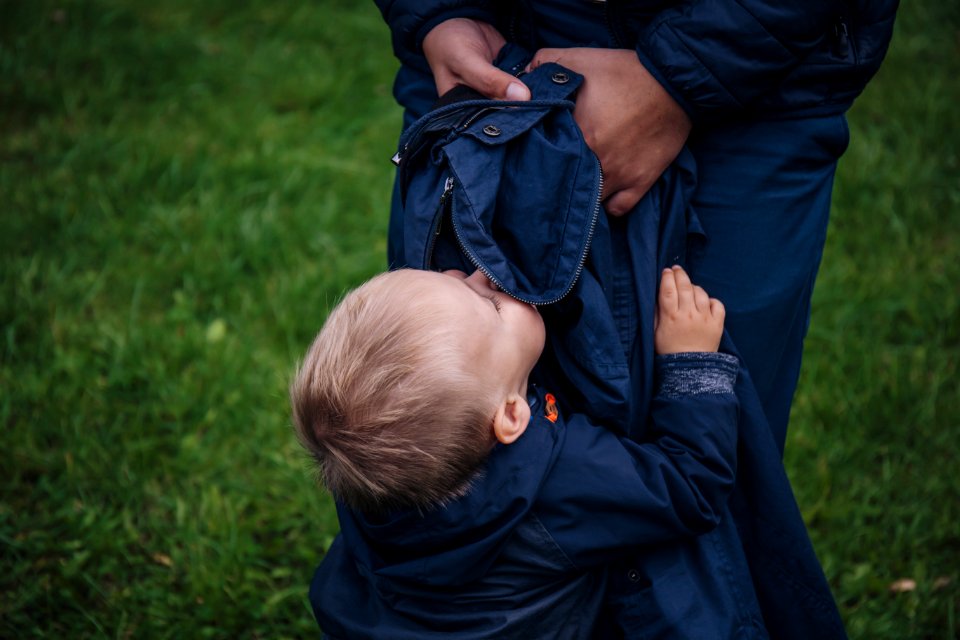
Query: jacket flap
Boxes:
[
  {"xmin": 399, "ymin": 59, "xmax": 601, "ymax": 304},
  {"xmin": 443, "ymin": 111, "xmax": 601, "ymax": 304},
  {"xmin": 458, "ymin": 63, "xmax": 584, "ymax": 147}
]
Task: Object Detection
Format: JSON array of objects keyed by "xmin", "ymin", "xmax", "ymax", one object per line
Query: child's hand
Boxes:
[{"xmin": 655, "ymin": 266, "xmax": 725, "ymax": 354}]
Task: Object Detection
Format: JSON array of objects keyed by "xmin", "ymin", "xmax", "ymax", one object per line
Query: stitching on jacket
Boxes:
[
  {"xmin": 728, "ymin": 0, "xmax": 808, "ymax": 57},
  {"xmin": 654, "ymin": 20, "xmax": 743, "ymax": 109}
]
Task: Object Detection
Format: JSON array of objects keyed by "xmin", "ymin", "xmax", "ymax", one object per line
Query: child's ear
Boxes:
[{"xmin": 492, "ymin": 393, "xmax": 531, "ymax": 445}]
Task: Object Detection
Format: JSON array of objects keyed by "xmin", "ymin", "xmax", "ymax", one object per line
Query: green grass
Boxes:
[
  {"xmin": 1, "ymin": 1, "xmax": 957, "ymax": 637},
  {"xmin": 786, "ymin": 2, "xmax": 960, "ymax": 637}
]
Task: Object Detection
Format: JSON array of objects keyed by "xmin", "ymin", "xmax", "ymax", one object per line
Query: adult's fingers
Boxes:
[
  {"xmin": 457, "ymin": 58, "xmax": 530, "ymax": 100},
  {"xmin": 423, "ymin": 18, "xmax": 530, "ymax": 101},
  {"xmin": 527, "ymin": 48, "xmax": 570, "ymax": 71},
  {"xmin": 605, "ymin": 188, "xmax": 644, "ymax": 217},
  {"xmin": 530, "ymin": 47, "xmax": 685, "ymax": 218}
]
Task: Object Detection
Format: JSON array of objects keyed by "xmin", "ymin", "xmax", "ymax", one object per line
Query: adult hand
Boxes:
[
  {"xmin": 422, "ymin": 18, "xmax": 531, "ymax": 100},
  {"xmin": 529, "ymin": 48, "xmax": 692, "ymax": 216}
]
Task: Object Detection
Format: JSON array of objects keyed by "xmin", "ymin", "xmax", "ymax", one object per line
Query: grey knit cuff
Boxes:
[{"xmin": 655, "ymin": 352, "xmax": 740, "ymax": 398}]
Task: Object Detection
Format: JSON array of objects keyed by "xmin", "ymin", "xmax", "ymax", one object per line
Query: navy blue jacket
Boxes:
[
  {"xmin": 312, "ymin": 361, "xmax": 741, "ymax": 639},
  {"xmin": 374, "ymin": 0, "xmax": 897, "ymax": 123},
  {"xmin": 311, "ymin": 55, "xmax": 848, "ymax": 637}
]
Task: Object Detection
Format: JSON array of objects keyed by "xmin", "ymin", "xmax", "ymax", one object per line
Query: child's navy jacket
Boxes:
[
  {"xmin": 310, "ymin": 54, "xmax": 847, "ymax": 638},
  {"xmin": 313, "ymin": 362, "xmax": 741, "ymax": 639}
]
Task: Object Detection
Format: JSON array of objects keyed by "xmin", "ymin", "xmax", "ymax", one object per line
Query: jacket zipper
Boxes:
[
  {"xmin": 447, "ymin": 158, "xmax": 604, "ymax": 306},
  {"xmin": 393, "ymin": 105, "xmax": 503, "ymax": 167},
  {"xmin": 423, "ymin": 176, "xmax": 455, "ymax": 268},
  {"xmin": 457, "ymin": 106, "xmax": 501, "ymax": 132}
]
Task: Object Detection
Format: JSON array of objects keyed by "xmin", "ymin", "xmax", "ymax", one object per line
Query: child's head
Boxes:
[{"xmin": 291, "ymin": 269, "xmax": 545, "ymax": 515}]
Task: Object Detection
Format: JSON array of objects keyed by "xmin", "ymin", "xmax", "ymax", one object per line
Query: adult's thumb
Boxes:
[
  {"xmin": 504, "ymin": 81, "xmax": 530, "ymax": 101},
  {"xmin": 461, "ymin": 58, "xmax": 530, "ymax": 100}
]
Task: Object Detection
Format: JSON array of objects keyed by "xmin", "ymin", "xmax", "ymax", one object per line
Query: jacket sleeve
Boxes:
[
  {"xmin": 534, "ymin": 352, "xmax": 740, "ymax": 568},
  {"xmin": 373, "ymin": 0, "xmax": 497, "ymax": 66},
  {"xmin": 635, "ymin": 0, "xmax": 841, "ymax": 121}
]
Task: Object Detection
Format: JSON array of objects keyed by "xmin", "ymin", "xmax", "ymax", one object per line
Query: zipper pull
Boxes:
[
  {"xmin": 441, "ymin": 176, "xmax": 454, "ymax": 199},
  {"xmin": 436, "ymin": 177, "xmax": 455, "ymax": 237},
  {"xmin": 833, "ymin": 19, "xmax": 850, "ymax": 58}
]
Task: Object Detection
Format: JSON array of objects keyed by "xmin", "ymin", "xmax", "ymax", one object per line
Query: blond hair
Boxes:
[{"xmin": 291, "ymin": 270, "xmax": 497, "ymax": 515}]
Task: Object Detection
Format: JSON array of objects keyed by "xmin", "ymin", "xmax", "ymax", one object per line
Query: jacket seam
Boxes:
[
  {"xmin": 727, "ymin": 0, "xmax": 810, "ymax": 58},
  {"xmin": 529, "ymin": 510, "xmax": 579, "ymax": 572}
]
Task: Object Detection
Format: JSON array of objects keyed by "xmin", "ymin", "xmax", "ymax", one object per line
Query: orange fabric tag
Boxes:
[{"xmin": 544, "ymin": 393, "xmax": 559, "ymax": 423}]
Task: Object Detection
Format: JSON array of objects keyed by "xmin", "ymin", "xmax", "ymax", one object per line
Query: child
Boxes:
[
  {"xmin": 367, "ymin": 49, "xmax": 846, "ymax": 640},
  {"xmin": 292, "ymin": 265, "xmax": 739, "ymax": 638}
]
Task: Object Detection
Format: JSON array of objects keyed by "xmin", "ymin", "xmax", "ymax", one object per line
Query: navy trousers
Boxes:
[{"xmin": 686, "ymin": 115, "xmax": 849, "ymax": 450}]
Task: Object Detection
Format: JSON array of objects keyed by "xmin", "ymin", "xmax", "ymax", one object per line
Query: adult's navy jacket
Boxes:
[
  {"xmin": 309, "ymin": 60, "xmax": 848, "ymax": 637},
  {"xmin": 312, "ymin": 364, "xmax": 742, "ymax": 639},
  {"xmin": 374, "ymin": 0, "xmax": 898, "ymax": 123}
]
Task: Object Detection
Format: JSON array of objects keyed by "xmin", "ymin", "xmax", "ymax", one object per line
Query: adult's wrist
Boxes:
[
  {"xmin": 416, "ymin": 8, "xmax": 498, "ymax": 53},
  {"xmin": 633, "ymin": 44, "xmax": 697, "ymax": 125}
]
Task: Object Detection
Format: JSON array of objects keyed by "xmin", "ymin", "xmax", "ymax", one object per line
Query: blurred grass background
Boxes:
[{"xmin": 1, "ymin": 0, "xmax": 957, "ymax": 637}]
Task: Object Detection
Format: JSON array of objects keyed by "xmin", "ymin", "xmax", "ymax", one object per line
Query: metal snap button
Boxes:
[
  {"xmin": 551, "ymin": 71, "xmax": 570, "ymax": 84},
  {"xmin": 627, "ymin": 569, "xmax": 641, "ymax": 582},
  {"xmin": 482, "ymin": 124, "xmax": 502, "ymax": 137}
]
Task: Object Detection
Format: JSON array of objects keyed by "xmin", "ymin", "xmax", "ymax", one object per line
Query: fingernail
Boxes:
[{"xmin": 505, "ymin": 82, "xmax": 529, "ymax": 101}]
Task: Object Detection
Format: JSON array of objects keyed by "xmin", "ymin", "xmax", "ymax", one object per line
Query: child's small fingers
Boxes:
[
  {"xmin": 672, "ymin": 265, "xmax": 694, "ymax": 307},
  {"xmin": 710, "ymin": 298, "xmax": 726, "ymax": 321},
  {"xmin": 693, "ymin": 285, "xmax": 710, "ymax": 311},
  {"xmin": 659, "ymin": 268, "xmax": 678, "ymax": 311}
]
